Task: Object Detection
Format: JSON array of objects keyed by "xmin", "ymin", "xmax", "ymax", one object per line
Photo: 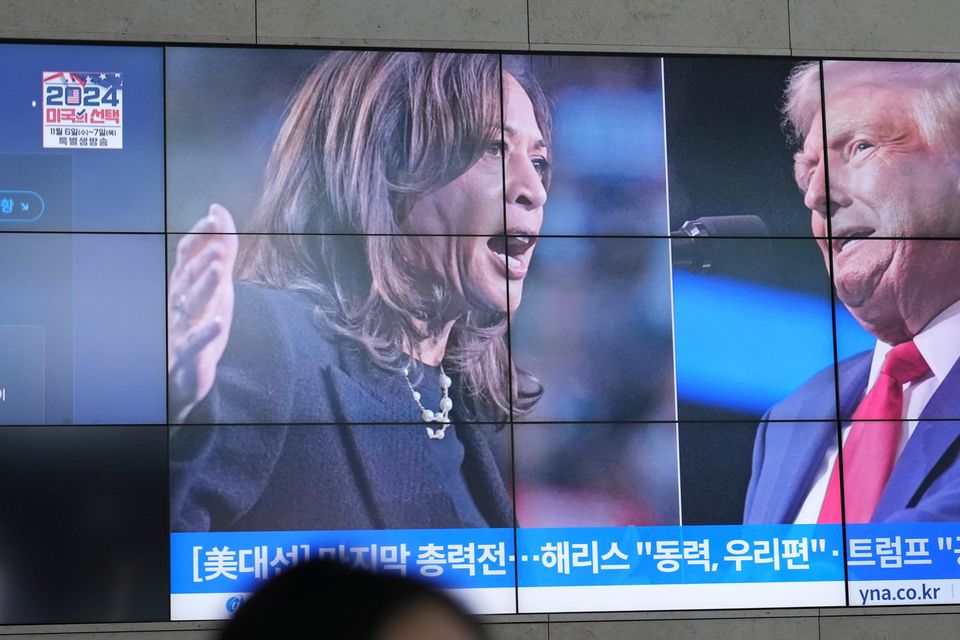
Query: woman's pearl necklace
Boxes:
[{"xmin": 402, "ymin": 364, "xmax": 453, "ymax": 440}]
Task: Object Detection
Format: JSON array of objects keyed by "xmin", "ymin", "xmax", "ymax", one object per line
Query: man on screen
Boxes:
[{"xmin": 744, "ymin": 61, "xmax": 960, "ymax": 524}]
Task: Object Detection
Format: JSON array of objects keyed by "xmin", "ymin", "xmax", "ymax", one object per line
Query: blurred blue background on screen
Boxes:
[
  {"xmin": 511, "ymin": 55, "xmax": 679, "ymax": 528},
  {"xmin": 0, "ymin": 234, "xmax": 166, "ymax": 424},
  {"xmin": 674, "ymin": 271, "xmax": 874, "ymax": 414}
]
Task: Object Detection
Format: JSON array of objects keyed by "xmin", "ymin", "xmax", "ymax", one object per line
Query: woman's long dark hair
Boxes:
[{"xmin": 236, "ymin": 52, "xmax": 551, "ymax": 420}]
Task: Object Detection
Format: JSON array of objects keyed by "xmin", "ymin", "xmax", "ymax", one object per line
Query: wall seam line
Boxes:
[{"xmin": 787, "ymin": 0, "xmax": 794, "ymax": 55}]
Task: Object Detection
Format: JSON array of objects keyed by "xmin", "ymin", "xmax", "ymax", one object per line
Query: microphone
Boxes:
[{"xmin": 671, "ymin": 215, "xmax": 770, "ymax": 273}]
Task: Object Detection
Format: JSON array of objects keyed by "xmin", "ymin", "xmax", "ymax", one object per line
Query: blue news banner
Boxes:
[
  {"xmin": 846, "ymin": 523, "xmax": 960, "ymax": 606},
  {"xmin": 170, "ymin": 523, "xmax": 960, "ymax": 618}
]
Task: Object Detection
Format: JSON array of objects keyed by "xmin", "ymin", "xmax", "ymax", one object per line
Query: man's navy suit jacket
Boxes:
[
  {"xmin": 744, "ymin": 350, "xmax": 960, "ymax": 524},
  {"xmin": 170, "ymin": 283, "xmax": 514, "ymax": 532}
]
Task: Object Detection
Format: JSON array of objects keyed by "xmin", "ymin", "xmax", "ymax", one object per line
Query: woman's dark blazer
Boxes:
[{"xmin": 170, "ymin": 283, "xmax": 514, "ymax": 532}]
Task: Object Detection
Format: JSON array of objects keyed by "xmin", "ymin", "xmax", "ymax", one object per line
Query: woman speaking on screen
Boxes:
[{"xmin": 167, "ymin": 52, "xmax": 550, "ymax": 532}]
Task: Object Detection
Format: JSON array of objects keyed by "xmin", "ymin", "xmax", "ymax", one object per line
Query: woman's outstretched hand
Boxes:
[{"xmin": 168, "ymin": 204, "xmax": 238, "ymax": 421}]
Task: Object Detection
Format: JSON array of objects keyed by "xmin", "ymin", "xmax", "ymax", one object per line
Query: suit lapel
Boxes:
[
  {"xmin": 754, "ymin": 420, "xmax": 836, "ymax": 523},
  {"xmin": 324, "ymin": 365, "xmax": 446, "ymax": 528},
  {"xmin": 458, "ymin": 424, "xmax": 514, "ymax": 527},
  {"xmin": 751, "ymin": 352, "xmax": 871, "ymax": 524},
  {"xmin": 874, "ymin": 357, "xmax": 960, "ymax": 519},
  {"xmin": 838, "ymin": 352, "xmax": 872, "ymax": 421},
  {"xmin": 322, "ymin": 357, "xmax": 509, "ymax": 529},
  {"xmin": 780, "ymin": 353, "xmax": 872, "ymax": 522}
]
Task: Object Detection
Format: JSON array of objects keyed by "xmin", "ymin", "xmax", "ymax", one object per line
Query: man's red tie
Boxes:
[{"xmin": 818, "ymin": 341, "xmax": 931, "ymax": 524}]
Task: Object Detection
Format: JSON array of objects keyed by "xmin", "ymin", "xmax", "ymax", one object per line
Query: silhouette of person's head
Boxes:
[{"xmin": 220, "ymin": 560, "xmax": 484, "ymax": 640}]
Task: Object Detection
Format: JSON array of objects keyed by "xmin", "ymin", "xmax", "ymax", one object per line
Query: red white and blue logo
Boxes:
[{"xmin": 42, "ymin": 71, "xmax": 123, "ymax": 149}]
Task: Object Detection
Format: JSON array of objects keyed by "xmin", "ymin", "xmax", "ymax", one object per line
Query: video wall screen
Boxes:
[{"xmin": 2, "ymin": 41, "xmax": 960, "ymax": 624}]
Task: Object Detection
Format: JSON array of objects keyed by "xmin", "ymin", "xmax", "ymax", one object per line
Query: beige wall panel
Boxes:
[
  {"xmin": 791, "ymin": 0, "xmax": 960, "ymax": 57},
  {"xmin": 8, "ymin": 634, "xmax": 212, "ymax": 640},
  {"xmin": 0, "ymin": 623, "xmax": 218, "ymax": 638},
  {"xmin": 549, "ymin": 615, "xmax": 819, "ymax": 640},
  {"xmin": 0, "ymin": 0, "xmax": 255, "ymax": 42},
  {"xmin": 484, "ymin": 622, "xmax": 550, "ymax": 640},
  {"xmin": 256, "ymin": 0, "xmax": 528, "ymax": 49},
  {"xmin": 820, "ymin": 612, "xmax": 960, "ymax": 639},
  {"xmin": 819, "ymin": 604, "xmax": 960, "ymax": 616},
  {"xmin": 527, "ymin": 0, "xmax": 791, "ymax": 55}
]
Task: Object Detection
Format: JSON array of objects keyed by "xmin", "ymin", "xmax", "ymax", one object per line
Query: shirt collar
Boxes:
[{"xmin": 869, "ymin": 298, "xmax": 960, "ymax": 387}]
